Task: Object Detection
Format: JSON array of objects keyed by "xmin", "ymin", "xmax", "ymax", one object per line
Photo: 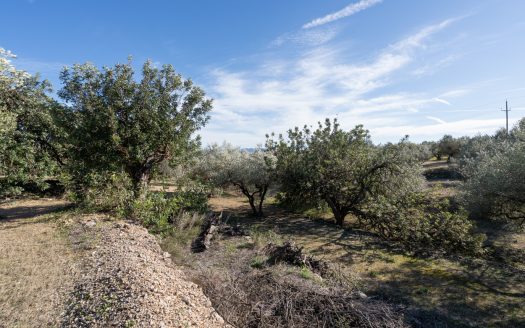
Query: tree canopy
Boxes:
[
  {"xmin": 460, "ymin": 118, "xmax": 525, "ymax": 227},
  {"xmin": 0, "ymin": 48, "xmax": 61, "ymax": 196},
  {"xmin": 266, "ymin": 119, "xmax": 424, "ymax": 226},
  {"xmin": 58, "ymin": 60, "xmax": 212, "ymax": 198},
  {"xmin": 200, "ymin": 144, "xmax": 276, "ymax": 217}
]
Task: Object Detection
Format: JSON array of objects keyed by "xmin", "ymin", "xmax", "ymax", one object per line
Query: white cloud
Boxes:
[
  {"xmin": 426, "ymin": 116, "xmax": 447, "ymax": 124},
  {"xmin": 411, "ymin": 55, "xmax": 458, "ymax": 77},
  {"xmin": 303, "ymin": 0, "xmax": 382, "ymax": 29},
  {"xmin": 432, "ymin": 97, "xmax": 451, "ymax": 106},
  {"xmin": 440, "ymin": 89, "xmax": 470, "ymax": 98},
  {"xmin": 202, "ymin": 19, "xmax": 459, "ymax": 146},
  {"xmin": 390, "ymin": 18, "xmax": 456, "ymax": 51},
  {"xmin": 15, "ymin": 59, "xmax": 67, "ymax": 75},
  {"xmin": 371, "ymin": 118, "xmax": 518, "ymax": 141},
  {"xmin": 271, "ymin": 27, "xmax": 338, "ymax": 47}
]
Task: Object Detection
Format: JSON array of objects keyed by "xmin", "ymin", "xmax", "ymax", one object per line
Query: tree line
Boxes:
[{"xmin": 2, "ymin": 51, "xmax": 524, "ymax": 255}]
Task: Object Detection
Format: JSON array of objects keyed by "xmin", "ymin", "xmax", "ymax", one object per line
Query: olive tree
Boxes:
[
  {"xmin": 460, "ymin": 119, "xmax": 525, "ymax": 228},
  {"xmin": 201, "ymin": 144, "xmax": 275, "ymax": 217},
  {"xmin": 266, "ymin": 119, "xmax": 424, "ymax": 226},
  {"xmin": 266, "ymin": 119, "xmax": 485, "ymax": 254},
  {"xmin": 58, "ymin": 60, "xmax": 212, "ymax": 198},
  {"xmin": 0, "ymin": 48, "xmax": 62, "ymax": 196},
  {"xmin": 438, "ymin": 135, "xmax": 462, "ymax": 161}
]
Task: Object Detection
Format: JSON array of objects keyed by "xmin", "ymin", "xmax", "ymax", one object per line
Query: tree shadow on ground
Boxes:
[
  {"xmin": 209, "ymin": 195, "xmax": 525, "ymax": 328},
  {"xmin": 0, "ymin": 199, "xmax": 72, "ymax": 228}
]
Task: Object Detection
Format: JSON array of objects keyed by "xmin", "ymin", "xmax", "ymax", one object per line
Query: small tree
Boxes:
[
  {"xmin": 58, "ymin": 60, "xmax": 212, "ymax": 198},
  {"xmin": 422, "ymin": 141, "xmax": 441, "ymax": 160},
  {"xmin": 438, "ymin": 135, "xmax": 461, "ymax": 161},
  {"xmin": 201, "ymin": 144, "xmax": 275, "ymax": 217},
  {"xmin": 267, "ymin": 119, "xmax": 424, "ymax": 226}
]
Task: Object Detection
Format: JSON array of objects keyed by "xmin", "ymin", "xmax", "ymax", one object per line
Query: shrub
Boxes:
[
  {"xmin": 459, "ymin": 119, "xmax": 525, "ymax": 228},
  {"xmin": 199, "ymin": 144, "xmax": 276, "ymax": 217},
  {"xmin": 70, "ymin": 171, "xmax": 134, "ymax": 215},
  {"xmin": 132, "ymin": 190, "xmax": 208, "ymax": 234},
  {"xmin": 58, "ymin": 60, "xmax": 212, "ymax": 198},
  {"xmin": 266, "ymin": 118, "xmax": 424, "ymax": 226},
  {"xmin": 361, "ymin": 194, "xmax": 485, "ymax": 255}
]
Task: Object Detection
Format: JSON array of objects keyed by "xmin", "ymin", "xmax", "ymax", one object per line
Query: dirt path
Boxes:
[{"xmin": 0, "ymin": 198, "xmax": 76, "ymax": 328}]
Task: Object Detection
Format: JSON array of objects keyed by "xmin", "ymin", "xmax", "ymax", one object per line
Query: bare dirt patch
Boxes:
[
  {"xmin": 0, "ymin": 198, "xmax": 76, "ymax": 328},
  {"xmin": 1, "ymin": 198, "xmax": 227, "ymax": 328}
]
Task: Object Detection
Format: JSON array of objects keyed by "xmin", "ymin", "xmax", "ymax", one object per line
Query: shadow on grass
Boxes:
[
  {"xmin": 0, "ymin": 200, "xmax": 74, "ymax": 230},
  {"xmin": 209, "ymin": 195, "xmax": 525, "ymax": 328}
]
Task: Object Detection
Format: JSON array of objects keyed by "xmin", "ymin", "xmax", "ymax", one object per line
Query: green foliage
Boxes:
[
  {"xmin": 267, "ymin": 118, "xmax": 424, "ymax": 226},
  {"xmin": 200, "ymin": 144, "xmax": 276, "ymax": 216},
  {"xmin": 299, "ymin": 266, "xmax": 314, "ymax": 280},
  {"xmin": 250, "ymin": 256, "xmax": 268, "ymax": 269},
  {"xmin": 58, "ymin": 59, "xmax": 212, "ymax": 199},
  {"xmin": 0, "ymin": 48, "xmax": 63, "ymax": 197},
  {"xmin": 459, "ymin": 118, "xmax": 525, "ymax": 228},
  {"xmin": 362, "ymin": 194, "xmax": 485, "ymax": 255},
  {"xmin": 70, "ymin": 171, "xmax": 134, "ymax": 215},
  {"xmin": 437, "ymin": 135, "xmax": 463, "ymax": 161},
  {"xmin": 132, "ymin": 191, "xmax": 208, "ymax": 234}
]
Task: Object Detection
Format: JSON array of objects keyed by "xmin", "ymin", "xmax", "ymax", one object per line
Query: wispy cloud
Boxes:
[
  {"xmin": 432, "ymin": 97, "xmax": 451, "ymax": 106},
  {"xmin": 426, "ymin": 116, "xmax": 447, "ymax": 124},
  {"xmin": 390, "ymin": 18, "xmax": 457, "ymax": 51},
  {"xmin": 303, "ymin": 0, "xmax": 382, "ymax": 29},
  {"xmin": 16, "ymin": 58, "xmax": 67, "ymax": 76},
  {"xmin": 372, "ymin": 118, "xmax": 518, "ymax": 140},
  {"xmin": 271, "ymin": 27, "xmax": 338, "ymax": 47},
  {"xmin": 411, "ymin": 55, "xmax": 458, "ymax": 77},
  {"xmin": 203, "ymin": 19, "xmax": 461, "ymax": 146}
]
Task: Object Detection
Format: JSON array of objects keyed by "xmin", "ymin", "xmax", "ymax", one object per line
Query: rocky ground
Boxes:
[
  {"xmin": 1, "ymin": 198, "xmax": 228, "ymax": 328},
  {"xmin": 61, "ymin": 216, "xmax": 228, "ymax": 328}
]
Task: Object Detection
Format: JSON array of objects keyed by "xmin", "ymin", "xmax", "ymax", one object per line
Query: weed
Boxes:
[
  {"xmin": 299, "ymin": 266, "xmax": 313, "ymax": 280},
  {"xmin": 250, "ymin": 256, "xmax": 267, "ymax": 269},
  {"xmin": 250, "ymin": 226, "xmax": 282, "ymax": 247}
]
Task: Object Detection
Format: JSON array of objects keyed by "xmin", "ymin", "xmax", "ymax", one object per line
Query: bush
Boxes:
[
  {"xmin": 132, "ymin": 190, "xmax": 208, "ymax": 234},
  {"xmin": 70, "ymin": 171, "xmax": 134, "ymax": 215},
  {"xmin": 361, "ymin": 194, "xmax": 485, "ymax": 255},
  {"xmin": 199, "ymin": 144, "xmax": 276, "ymax": 217},
  {"xmin": 459, "ymin": 119, "xmax": 525, "ymax": 228},
  {"xmin": 266, "ymin": 119, "xmax": 424, "ymax": 226}
]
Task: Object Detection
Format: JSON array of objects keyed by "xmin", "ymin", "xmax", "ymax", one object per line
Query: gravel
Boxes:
[{"xmin": 61, "ymin": 218, "xmax": 228, "ymax": 327}]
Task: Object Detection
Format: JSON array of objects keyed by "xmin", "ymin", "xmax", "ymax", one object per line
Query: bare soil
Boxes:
[
  {"xmin": 0, "ymin": 198, "xmax": 75, "ymax": 328},
  {"xmin": 0, "ymin": 198, "xmax": 227, "ymax": 328}
]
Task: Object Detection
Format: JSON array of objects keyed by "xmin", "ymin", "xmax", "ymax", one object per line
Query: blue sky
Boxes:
[{"xmin": 2, "ymin": 0, "xmax": 525, "ymax": 146}]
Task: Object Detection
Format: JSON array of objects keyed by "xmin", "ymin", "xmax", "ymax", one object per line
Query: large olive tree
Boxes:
[
  {"xmin": 200, "ymin": 144, "xmax": 275, "ymax": 217},
  {"xmin": 0, "ymin": 48, "xmax": 62, "ymax": 196},
  {"xmin": 266, "ymin": 119, "xmax": 424, "ymax": 226},
  {"xmin": 58, "ymin": 60, "xmax": 212, "ymax": 198}
]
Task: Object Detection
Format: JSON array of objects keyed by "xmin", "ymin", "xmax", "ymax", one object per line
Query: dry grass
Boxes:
[
  {"xmin": 172, "ymin": 219, "xmax": 410, "ymax": 327},
  {"xmin": 206, "ymin": 194, "xmax": 525, "ymax": 327},
  {"xmin": 0, "ymin": 198, "xmax": 79, "ymax": 328}
]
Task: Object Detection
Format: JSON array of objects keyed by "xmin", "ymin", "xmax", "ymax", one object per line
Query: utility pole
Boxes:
[{"xmin": 501, "ymin": 100, "xmax": 511, "ymax": 135}]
